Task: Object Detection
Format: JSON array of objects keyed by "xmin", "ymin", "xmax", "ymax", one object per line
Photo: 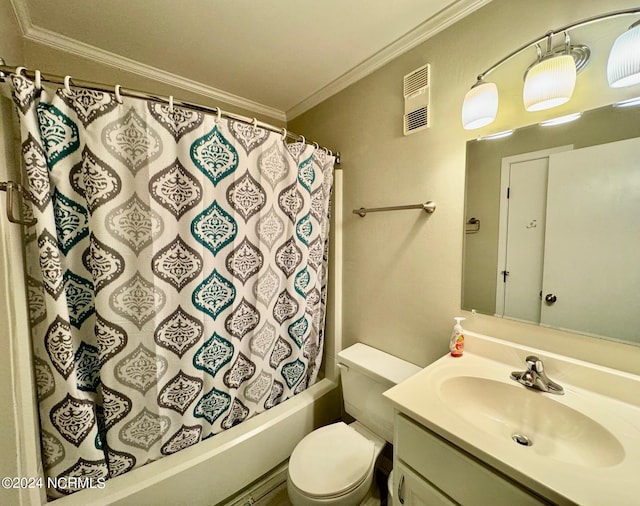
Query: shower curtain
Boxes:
[{"xmin": 10, "ymin": 74, "xmax": 334, "ymax": 499}]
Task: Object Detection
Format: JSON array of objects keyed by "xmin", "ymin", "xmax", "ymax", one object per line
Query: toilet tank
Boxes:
[{"xmin": 338, "ymin": 343, "xmax": 421, "ymax": 443}]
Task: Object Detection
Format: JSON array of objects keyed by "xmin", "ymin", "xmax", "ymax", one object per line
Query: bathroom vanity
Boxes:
[{"xmin": 383, "ymin": 331, "xmax": 640, "ymax": 506}]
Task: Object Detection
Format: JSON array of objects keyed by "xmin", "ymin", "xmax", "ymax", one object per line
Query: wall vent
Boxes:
[{"xmin": 403, "ymin": 64, "xmax": 430, "ymax": 135}]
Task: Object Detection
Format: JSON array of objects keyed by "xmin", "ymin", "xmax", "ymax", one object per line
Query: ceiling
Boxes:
[{"xmin": 11, "ymin": 0, "xmax": 490, "ymax": 120}]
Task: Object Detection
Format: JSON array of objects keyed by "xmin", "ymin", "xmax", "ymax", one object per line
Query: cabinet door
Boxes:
[
  {"xmin": 394, "ymin": 462, "xmax": 456, "ymax": 506},
  {"xmin": 395, "ymin": 414, "xmax": 548, "ymax": 505}
]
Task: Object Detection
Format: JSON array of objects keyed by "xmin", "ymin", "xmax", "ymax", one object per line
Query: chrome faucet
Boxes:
[{"xmin": 510, "ymin": 356, "xmax": 564, "ymax": 395}]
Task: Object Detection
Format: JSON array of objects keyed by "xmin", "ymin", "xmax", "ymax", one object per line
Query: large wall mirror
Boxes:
[{"xmin": 462, "ymin": 102, "xmax": 640, "ymax": 346}]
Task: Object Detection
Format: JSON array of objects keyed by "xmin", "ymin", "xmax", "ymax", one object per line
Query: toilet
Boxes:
[{"xmin": 287, "ymin": 344, "xmax": 421, "ymax": 505}]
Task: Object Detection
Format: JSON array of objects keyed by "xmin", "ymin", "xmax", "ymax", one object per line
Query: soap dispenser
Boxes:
[{"xmin": 449, "ymin": 317, "xmax": 466, "ymax": 357}]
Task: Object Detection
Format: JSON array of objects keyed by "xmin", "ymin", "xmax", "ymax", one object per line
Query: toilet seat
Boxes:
[{"xmin": 288, "ymin": 422, "xmax": 376, "ymax": 499}]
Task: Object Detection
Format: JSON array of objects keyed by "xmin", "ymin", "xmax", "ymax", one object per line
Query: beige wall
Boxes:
[
  {"xmin": 289, "ymin": 0, "xmax": 640, "ymax": 374},
  {"xmin": 0, "ymin": 1, "xmax": 23, "ymax": 64},
  {"xmin": 21, "ymin": 42, "xmax": 284, "ymax": 126}
]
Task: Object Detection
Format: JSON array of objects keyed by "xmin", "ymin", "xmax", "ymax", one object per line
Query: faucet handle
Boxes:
[{"xmin": 525, "ymin": 355, "xmax": 543, "ymax": 372}]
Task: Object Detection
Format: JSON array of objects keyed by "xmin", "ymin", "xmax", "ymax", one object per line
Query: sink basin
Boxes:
[{"xmin": 438, "ymin": 376, "xmax": 625, "ymax": 467}]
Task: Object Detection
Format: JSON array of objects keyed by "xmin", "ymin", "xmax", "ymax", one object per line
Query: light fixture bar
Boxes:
[{"xmin": 475, "ymin": 8, "xmax": 640, "ymax": 82}]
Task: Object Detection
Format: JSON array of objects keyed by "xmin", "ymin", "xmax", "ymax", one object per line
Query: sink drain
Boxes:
[{"xmin": 512, "ymin": 434, "xmax": 532, "ymax": 446}]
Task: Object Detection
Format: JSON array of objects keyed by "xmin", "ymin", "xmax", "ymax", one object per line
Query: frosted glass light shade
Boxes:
[
  {"xmin": 523, "ymin": 54, "xmax": 576, "ymax": 112},
  {"xmin": 607, "ymin": 22, "xmax": 640, "ymax": 88},
  {"xmin": 462, "ymin": 82, "xmax": 498, "ymax": 130}
]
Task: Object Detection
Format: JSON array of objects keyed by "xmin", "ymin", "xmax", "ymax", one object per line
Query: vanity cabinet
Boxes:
[{"xmin": 393, "ymin": 414, "xmax": 550, "ymax": 506}]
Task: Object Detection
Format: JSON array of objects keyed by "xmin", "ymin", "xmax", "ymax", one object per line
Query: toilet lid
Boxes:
[{"xmin": 289, "ymin": 422, "xmax": 375, "ymax": 498}]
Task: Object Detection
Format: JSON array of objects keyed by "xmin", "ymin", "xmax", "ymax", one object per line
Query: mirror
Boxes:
[{"xmin": 462, "ymin": 102, "xmax": 640, "ymax": 346}]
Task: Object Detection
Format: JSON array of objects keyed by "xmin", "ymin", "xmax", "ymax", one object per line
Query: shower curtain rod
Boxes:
[{"xmin": 0, "ymin": 59, "xmax": 341, "ymax": 165}]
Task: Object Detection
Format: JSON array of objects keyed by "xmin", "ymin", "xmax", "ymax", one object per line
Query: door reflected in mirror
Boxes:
[{"xmin": 463, "ymin": 103, "xmax": 640, "ymax": 345}]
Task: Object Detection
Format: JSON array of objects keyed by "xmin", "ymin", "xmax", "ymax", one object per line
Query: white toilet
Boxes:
[{"xmin": 287, "ymin": 344, "xmax": 421, "ymax": 506}]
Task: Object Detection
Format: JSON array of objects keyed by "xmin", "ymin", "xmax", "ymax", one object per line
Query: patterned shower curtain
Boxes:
[{"xmin": 10, "ymin": 74, "xmax": 334, "ymax": 500}]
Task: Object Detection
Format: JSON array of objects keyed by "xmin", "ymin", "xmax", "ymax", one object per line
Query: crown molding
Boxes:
[
  {"xmin": 9, "ymin": 1, "xmax": 286, "ymax": 122},
  {"xmin": 10, "ymin": 0, "xmax": 491, "ymax": 123},
  {"xmin": 286, "ymin": 0, "xmax": 492, "ymax": 120},
  {"xmin": 9, "ymin": 0, "xmax": 31, "ymax": 35}
]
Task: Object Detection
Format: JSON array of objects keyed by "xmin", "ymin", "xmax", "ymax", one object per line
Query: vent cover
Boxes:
[{"xmin": 403, "ymin": 64, "xmax": 430, "ymax": 135}]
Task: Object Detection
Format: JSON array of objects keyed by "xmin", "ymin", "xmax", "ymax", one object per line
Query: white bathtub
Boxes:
[{"xmin": 49, "ymin": 379, "xmax": 339, "ymax": 506}]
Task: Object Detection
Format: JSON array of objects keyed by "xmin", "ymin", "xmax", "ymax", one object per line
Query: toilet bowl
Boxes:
[
  {"xmin": 287, "ymin": 344, "xmax": 421, "ymax": 505},
  {"xmin": 287, "ymin": 422, "xmax": 385, "ymax": 506}
]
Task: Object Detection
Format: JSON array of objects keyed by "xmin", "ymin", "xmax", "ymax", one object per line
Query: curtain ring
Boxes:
[
  {"xmin": 15, "ymin": 66, "xmax": 26, "ymax": 77},
  {"xmin": 300, "ymin": 135, "xmax": 306, "ymax": 145},
  {"xmin": 252, "ymin": 117, "xmax": 258, "ymax": 132},
  {"xmin": 114, "ymin": 84, "xmax": 123, "ymax": 104},
  {"xmin": 313, "ymin": 142, "xmax": 319, "ymax": 150},
  {"xmin": 34, "ymin": 70, "xmax": 42, "ymax": 90},
  {"xmin": 63, "ymin": 75, "xmax": 73, "ymax": 96},
  {"xmin": 168, "ymin": 95, "xmax": 174, "ymax": 113},
  {"xmin": 215, "ymin": 107, "xmax": 222, "ymax": 124},
  {"xmin": 281, "ymin": 128, "xmax": 287, "ymax": 141}
]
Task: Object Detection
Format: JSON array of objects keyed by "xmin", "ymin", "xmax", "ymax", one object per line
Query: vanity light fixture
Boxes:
[
  {"xmin": 461, "ymin": 8, "xmax": 640, "ymax": 130},
  {"xmin": 539, "ymin": 112, "xmax": 582, "ymax": 126},
  {"xmin": 462, "ymin": 80, "xmax": 498, "ymax": 130},
  {"xmin": 607, "ymin": 20, "xmax": 640, "ymax": 88},
  {"xmin": 523, "ymin": 34, "xmax": 578, "ymax": 112}
]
